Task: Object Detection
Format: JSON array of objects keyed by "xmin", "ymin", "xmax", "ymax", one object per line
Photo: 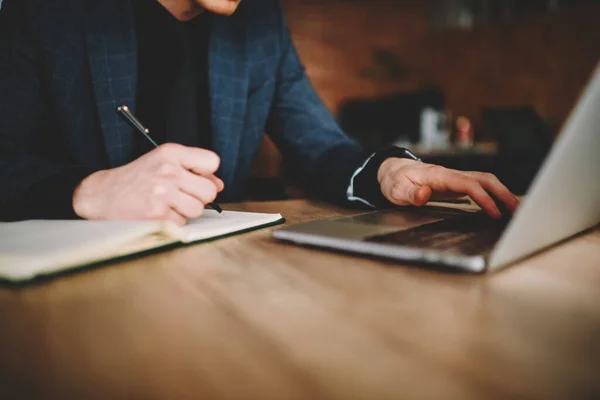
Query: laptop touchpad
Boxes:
[
  {"xmin": 337, "ymin": 208, "xmax": 472, "ymax": 232},
  {"xmin": 275, "ymin": 207, "xmax": 476, "ymax": 242}
]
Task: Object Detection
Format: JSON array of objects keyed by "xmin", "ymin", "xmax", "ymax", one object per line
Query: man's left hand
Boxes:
[{"xmin": 377, "ymin": 158, "xmax": 520, "ymax": 219}]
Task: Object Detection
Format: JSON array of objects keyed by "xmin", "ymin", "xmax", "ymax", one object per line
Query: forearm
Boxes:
[
  {"xmin": 0, "ymin": 158, "xmax": 94, "ymax": 221},
  {"xmin": 301, "ymin": 141, "xmax": 368, "ymax": 206}
]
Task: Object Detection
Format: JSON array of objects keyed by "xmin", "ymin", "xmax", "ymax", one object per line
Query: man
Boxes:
[{"xmin": 0, "ymin": 0, "xmax": 518, "ymax": 225}]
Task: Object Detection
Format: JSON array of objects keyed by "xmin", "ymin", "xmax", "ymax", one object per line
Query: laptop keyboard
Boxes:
[{"xmin": 365, "ymin": 213, "xmax": 509, "ymax": 256}]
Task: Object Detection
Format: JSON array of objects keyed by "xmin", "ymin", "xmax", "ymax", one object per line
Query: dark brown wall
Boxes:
[{"xmin": 282, "ymin": 0, "xmax": 600, "ymax": 130}]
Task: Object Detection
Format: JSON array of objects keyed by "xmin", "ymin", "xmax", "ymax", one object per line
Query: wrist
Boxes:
[
  {"xmin": 350, "ymin": 147, "xmax": 421, "ymax": 209},
  {"xmin": 72, "ymin": 170, "xmax": 108, "ymax": 219}
]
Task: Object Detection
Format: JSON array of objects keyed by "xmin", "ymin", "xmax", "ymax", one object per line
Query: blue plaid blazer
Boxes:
[{"xmin": 0, "ymin": 0, "xmax": 365, "ymax": 219}]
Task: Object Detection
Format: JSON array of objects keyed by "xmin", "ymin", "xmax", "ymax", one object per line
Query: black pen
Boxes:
[{"xmin": 116, "ymin": 105, "xmax": 223, "ymax": 214}]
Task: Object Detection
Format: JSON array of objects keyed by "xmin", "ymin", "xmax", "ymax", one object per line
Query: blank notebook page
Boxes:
[
  {"xmin": 179, "ymin": 210, "xmax": 284, "ymax": 242},
  {"xmin": 0, "ymin": 221, "xmax": 159, "ymax": 279}
]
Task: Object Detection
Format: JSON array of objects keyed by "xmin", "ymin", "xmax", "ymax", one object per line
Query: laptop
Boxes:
[{"xmin": 272, "ymin": 64, "xmax": 600, "ymax": 273}]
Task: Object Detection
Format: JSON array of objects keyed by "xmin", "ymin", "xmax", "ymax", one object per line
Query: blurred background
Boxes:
[{"xmin": 248, "ymin": 0, "xmax": 600, "ymax": 199}]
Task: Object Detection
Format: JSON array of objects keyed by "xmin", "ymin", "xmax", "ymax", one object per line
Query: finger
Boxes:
[
  {"xmin": 156, "ymin": 143, "xmax": 220, "ymax": 176},
  {"xmin": 180, "ymin": 147, "xmax": 220, "ymax": 176},
  {"xmin": 454, "ymin": 181, "xmax": 501, "ymax": 218},
  {"xmin": 147, "ymin": 198, "xmax": 187, "ymax": 226},
  {"xmin": 165, "ymin": 209, "xmax": 187, "ymax": 226},
  {"xmin": 169, "ymin": 190, "xmax": 206, "ymax": 220},
  {"xmin": 461, "ymin": 172, "xmax": 519, "ymax": 213},
  {"xmin": 408, "ymin": 185, "xmax": 432, "ymax": 206},
  {"xmin": 208, "ymin": 175, "xmax": 225, "ymax": 193},
  {"xmin": 429, "ymin": 192, "xmax": 466, "ymax": 202},
  {"xmin": 425, "ymin": 169, "xmax": 502, "ymax": 218},
  {"xmin": 177, "ymin": 170, "xmax": 218, "ymax": 205}
]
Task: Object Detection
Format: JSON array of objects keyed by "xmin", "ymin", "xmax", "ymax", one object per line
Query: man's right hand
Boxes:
[{"xmin": 73, "ymin": 143, "xmax": 224, "ymax": 226}]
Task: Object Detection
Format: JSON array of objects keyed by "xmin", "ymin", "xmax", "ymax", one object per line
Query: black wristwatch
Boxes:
[{"xmin": 352, "ymin": 146, "xmax": 423, "ymax": 208}]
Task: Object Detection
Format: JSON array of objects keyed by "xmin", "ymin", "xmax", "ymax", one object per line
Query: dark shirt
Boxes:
[{"xmin": 132, "ymin": 0, "xmax": 212, "ymax": 156}]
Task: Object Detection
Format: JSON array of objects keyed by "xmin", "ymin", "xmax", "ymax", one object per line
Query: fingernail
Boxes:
[{"xmin": 511, "ymin": 197, "xmax": 520, "ymax": 213}]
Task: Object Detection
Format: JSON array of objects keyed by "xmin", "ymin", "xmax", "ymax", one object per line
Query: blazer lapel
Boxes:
[
  {"xmin": 85, "ymin": 0, "xmax": 137, "ymax": 168},
  {"xmin": 208, "ymin": 16, "xmax": 249, "ymax": 197}
]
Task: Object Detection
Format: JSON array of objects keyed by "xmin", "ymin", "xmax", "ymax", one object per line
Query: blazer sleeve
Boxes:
[
  {"xmin": 264, "ymin": 2, "xmax": 369, "ymax": 205},
  {"xmin": 0, "ymin": 0, "xmax": 93, "ymax": 221}
]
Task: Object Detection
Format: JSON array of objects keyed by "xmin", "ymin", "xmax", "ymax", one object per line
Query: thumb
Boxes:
[{"xmin": 408, "ymin": 185, "xmax": 432, "ymax": 206}]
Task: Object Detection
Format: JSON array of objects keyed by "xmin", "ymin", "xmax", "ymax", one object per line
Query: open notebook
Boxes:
[{"xmin": 0, "ymin": 210, "xmax": 284, "ymax": 282}]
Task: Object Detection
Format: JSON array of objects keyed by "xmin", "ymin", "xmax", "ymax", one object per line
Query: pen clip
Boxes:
[{"xmin": 116, "ymin": 105, "xmax": 159, "ymax": 147}]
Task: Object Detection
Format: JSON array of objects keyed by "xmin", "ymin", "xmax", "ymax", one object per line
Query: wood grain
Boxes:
[{"xmin": 0, "ymin": 200, "xmax": 599, "ymax": 399}]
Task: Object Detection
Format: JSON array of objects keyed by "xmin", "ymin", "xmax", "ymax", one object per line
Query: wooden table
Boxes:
[{"xmin": 1, "ymin": 200, "xmax": 599, "ymax": 399}]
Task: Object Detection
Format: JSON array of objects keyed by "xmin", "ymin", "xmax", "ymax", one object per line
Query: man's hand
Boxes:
[
  {"xmin": 73, "ymin": 143, "xmax": 224, "ymax": 226},
  {"xmin": 378, "ymin": 158, "xmax": 519, "ymax": 219}
]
